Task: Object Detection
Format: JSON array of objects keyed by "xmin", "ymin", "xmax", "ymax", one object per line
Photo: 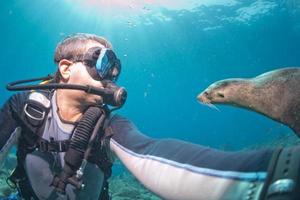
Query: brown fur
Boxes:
[{"xmin": 198, "ymin": 67, "xmax": 300, "ymax": 137}]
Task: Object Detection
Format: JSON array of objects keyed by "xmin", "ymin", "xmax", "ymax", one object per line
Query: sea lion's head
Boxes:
[
  {"xmin": 197, "ymin": 78, "xmax": 246, "ymax": 105},
  {"xmin": 197, "ymin": 67, "xmax": 300, "ymax": 137}
]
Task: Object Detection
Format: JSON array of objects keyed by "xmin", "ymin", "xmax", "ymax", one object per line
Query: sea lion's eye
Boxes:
[{"xmin": 217, "ymin": 93, "xmax": 224, "ymax": 98}]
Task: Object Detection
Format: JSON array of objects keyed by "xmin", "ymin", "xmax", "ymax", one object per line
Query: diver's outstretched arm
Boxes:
[{"xmin": 108, "ymin": 115, "xmax": 274, "ymax": 200}]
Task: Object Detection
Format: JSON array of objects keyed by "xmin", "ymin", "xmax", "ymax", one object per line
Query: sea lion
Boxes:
[{"xmin": 197, "ymin": 67, "xmax": 300, "ymax": 137}]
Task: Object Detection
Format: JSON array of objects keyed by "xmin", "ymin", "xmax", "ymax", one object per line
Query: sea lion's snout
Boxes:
[
  {"xmin": 197, "ymin": 91, "xmax": 211, "ymax": 104},
  {"xmin": 197, "ymin": 90, "xmax": 221, "ymax": 112}
]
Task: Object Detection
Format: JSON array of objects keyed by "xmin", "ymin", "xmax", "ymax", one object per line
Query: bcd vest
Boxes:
[{"xmin": 8, "ymin": 90, "xmax": 114, "ymax": 200}]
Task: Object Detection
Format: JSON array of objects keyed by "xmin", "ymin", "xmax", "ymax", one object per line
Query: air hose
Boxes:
[
  {"xmin": 68, "ymin": 107, "xmax": 102, "ymax": 154},
  {"xmin": 6, "ymin": 75, "xmax": 127, "ymax": 107},
  {"xmin": 51, "ymin": 106, "xmax": 107, "ymax": 193}
]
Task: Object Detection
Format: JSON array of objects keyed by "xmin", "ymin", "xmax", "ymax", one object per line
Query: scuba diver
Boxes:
[{"xmin": 0, "ymin": 33, "xmax": 300, "ymax": 200}]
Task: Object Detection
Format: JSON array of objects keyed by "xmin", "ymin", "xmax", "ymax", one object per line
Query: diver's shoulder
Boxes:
[
  {"xmin": 10, "ymin": 90, "xmax": 52, "ymax": 101},
  {"xmin": 4, "ymin": 91, "xmax": 30, "ymax": 111},
  {"xmin": 6, "ymin": 90, "xmax": 52, "ymax": 110},
  {"xmin": 8, "ymin": 91, "xmax": 30, "ymax": 103}
]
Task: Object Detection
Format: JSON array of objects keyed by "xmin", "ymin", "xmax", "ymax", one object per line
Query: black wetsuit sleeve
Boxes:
[
  {"xmin": 0, "ymin": 92, "xmax": 28, "ymax": 150},
  {"xmin": 108, "ymin": 114, "xmax": 274, "ymax": 200}
]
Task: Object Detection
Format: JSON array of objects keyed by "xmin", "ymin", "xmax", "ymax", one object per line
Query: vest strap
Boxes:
[{"xmin": 37, "ymin": 138, "xmax": 70, "ymax": 152}]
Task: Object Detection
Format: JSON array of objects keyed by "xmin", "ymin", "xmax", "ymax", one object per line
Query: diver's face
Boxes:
[
  {"xmin": 69, "ymin": 62, "xmax": 103, "ymax": 104},
  {"xmin": 59, "ymin": 41, "xmax": 105, "ymax": 105}
]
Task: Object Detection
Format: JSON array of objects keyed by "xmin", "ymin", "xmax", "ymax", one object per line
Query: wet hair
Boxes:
[{"xmin": 53, "ymin": 33, "xmax": 112, "ymax": 82}]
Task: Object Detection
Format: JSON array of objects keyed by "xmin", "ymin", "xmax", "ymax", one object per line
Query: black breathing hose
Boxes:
[
  {"xmin": 68, "ymin": 106, "xmax": 103, "ymax": 154},
  {"xmin": 6, "ymin": 76, "xmax": 113, "ymax": 97},
  {"xmin": 6, "ymin": 75, "xmax": 127, "ymax": 107}
]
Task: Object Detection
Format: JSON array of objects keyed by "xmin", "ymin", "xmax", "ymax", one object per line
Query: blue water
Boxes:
[{"xmin": 0, "ymin": 0, "xmax": 299, "ymax": 153}]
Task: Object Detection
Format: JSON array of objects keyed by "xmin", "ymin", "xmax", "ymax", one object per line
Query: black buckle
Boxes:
[
  {"xmin": 37, "ymin": 139, "xmax": 69, "ymax": 152},
  {"xmin": 38, "ymin": 140, "xmax": 49, "ymax": 152},
  {"xmin": 51, "ymin": 140, "xmax": 64, "ymax": 152},
  {"xmin": 49, "ymin": 139, "xmax": 69, "ymax": 152}
]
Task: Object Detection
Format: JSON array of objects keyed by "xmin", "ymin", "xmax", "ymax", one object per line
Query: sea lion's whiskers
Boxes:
[
  {"xmin": 199, "ymin": 101, "xmax": 221, "ymax": 112},
  {"xmin": 206, "ymin": 103, "xmax": 221, "ymax": 112}
]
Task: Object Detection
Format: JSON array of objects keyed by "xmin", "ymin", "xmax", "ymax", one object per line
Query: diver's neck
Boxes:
[{"xmin": 56, "ymin": 90, "xmax": 85, "ymax": 122}]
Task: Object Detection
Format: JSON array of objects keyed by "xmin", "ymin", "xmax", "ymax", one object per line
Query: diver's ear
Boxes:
[{"xmin": 58, "ymin": 59, "xmax": 73, "ymax": 82}]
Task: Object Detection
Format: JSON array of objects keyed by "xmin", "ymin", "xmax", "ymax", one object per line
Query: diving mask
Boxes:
[{"xmin": 75, "ymin": 47, "xmax": 121, "ymax": 82}]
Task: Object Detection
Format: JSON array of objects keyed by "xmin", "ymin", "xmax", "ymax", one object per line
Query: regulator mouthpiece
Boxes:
[{"xmin": 101, "ymin": 80, "xmax": 127, "ymax": 107}]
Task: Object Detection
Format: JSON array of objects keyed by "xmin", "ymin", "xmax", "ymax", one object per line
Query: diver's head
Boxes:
[{"xmin": 53, "ymin": 33, "xmax": 122, "ymax": 106}]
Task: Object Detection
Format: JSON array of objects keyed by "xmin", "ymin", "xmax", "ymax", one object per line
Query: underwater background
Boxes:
[{"xmin": 0, "ymin": 0, "xmax": 300, "ymax": 199}]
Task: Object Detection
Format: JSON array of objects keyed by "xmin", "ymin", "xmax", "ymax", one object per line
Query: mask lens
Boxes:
[{"xmin": 95, "ymin": 49, "xmax": 121, "ymax": 82}]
